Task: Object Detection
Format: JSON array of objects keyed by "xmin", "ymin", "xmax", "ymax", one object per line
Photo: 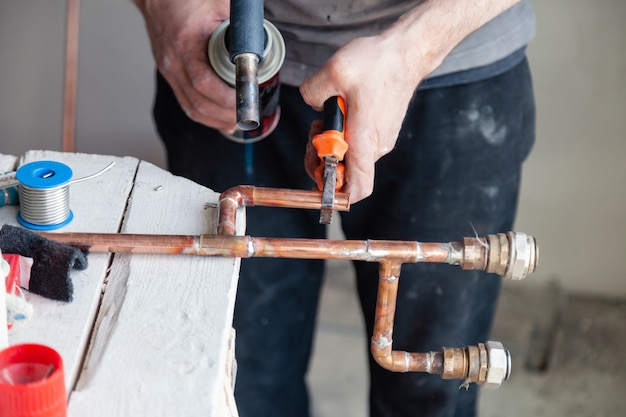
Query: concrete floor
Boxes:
[{"xmin": 307, "ymin": 259, "xmax": 626, "ymax": 417}]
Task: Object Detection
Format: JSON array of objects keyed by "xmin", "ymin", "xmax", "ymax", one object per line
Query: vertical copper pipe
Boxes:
[
  {"xmin": 62, "ymin": 0, "xmax": 79, "ymax": 152},
  {"xmin": 371, "ymin": 262, "xmax": 401, "ymax": 367}
]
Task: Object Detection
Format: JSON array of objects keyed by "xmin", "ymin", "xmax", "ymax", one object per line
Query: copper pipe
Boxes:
[
  {"xmin": 369, "ymin": 262, "xmax": 445, "ymax": 374},
  {"xmin": 36, "ymin": 233, "xmax": 457, "ymax": 265},
  {"xmin": 368, "ymin": 263, "xmax": 478, "ymax": 380},
  {"xmin": 62, "ymin": 0, "xmax": 80, "ymax": 152},
  {"xmin": 217, "ymin": 186, "xmax": 350, "ymax": 235},
  {"xmin": 37, "ymin": 186, "xmax": 537, "ymax": 387},
  {"xmin": 38, "ymin": 228, "xmax": 529, "ymax": 386}
]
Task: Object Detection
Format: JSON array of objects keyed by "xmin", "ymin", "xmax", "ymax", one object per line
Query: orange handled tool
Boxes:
[{"xmin": 312, "ymin": 96, "xmax": 348, "ymax": 224}]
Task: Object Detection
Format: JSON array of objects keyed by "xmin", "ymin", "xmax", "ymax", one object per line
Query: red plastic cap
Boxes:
[{"xmin": 0, "ymin": 344, "xmax": 67, "ymax": 417}]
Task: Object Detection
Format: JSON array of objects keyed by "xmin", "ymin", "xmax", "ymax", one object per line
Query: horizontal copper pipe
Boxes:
[
  {"xmin": 250, "ymin": 186, "xmax": 350, "ymax": 210},
  {"xmin": 37, "ymin": 231, "xmax": 536, "ymax": 276},
  {"xmin": 37, "ymin": 232, "xmax": 465, "ymax": 265}
]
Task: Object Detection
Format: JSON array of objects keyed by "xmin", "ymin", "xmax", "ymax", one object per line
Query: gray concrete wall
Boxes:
[
  {"xmin": 0, "ymin": 0, "xmax": 165, "ymax": 166},
  {"xmin": 1, "ymin": 1, "xmax": 625, "ymax": 297},
  {"xmin": 516, "ymin": 1, "xmax": 626, "ymax": 297}
]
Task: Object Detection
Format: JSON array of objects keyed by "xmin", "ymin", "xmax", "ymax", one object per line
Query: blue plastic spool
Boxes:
[{"xmin": 15, "ymin": 160, "xmax": 74, "ymax": 230}]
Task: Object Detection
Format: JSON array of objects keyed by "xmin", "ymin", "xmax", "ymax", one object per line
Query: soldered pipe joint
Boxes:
[{"xmin": 234, "ymin": 53, "xmax": 260, "ymax": 131}]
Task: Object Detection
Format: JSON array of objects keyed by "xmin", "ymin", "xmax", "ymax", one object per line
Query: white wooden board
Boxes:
[
  {"xmin": 1, "ymin": 151, "xmax": 241, "ymax": 415},
  {"xmin": 3, "ymin": 150, "xmax": 139, "ymax": 392},
  {"xmin": 68, "ymin": 160, "xmax": 241, "ymax": 416},
  {"xmin": 0, "ymin": 154, "xmax": 17, "ymax": 172}
]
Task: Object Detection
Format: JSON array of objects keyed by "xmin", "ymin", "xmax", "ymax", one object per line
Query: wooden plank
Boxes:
[
  {"xmin": 2, "ymin": 150, "xmax": 139, "ymax": 393},
  {"xmin": 0, "ymin": 154, "xmax": 17, "ymax": 172},
  {"xmin": 68, "ymin": 160, "xmax": 241, "ymax": 416}
]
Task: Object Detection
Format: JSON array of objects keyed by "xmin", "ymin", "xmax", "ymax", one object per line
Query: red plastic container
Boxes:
[{"xmin": 0, "ymin": 344, "xmax": 67, "ymax": 417}]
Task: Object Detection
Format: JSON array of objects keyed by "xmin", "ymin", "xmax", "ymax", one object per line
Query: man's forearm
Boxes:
[{"xmin": 383, "ymin": 0, "xmax": 522, "ymax": 87}]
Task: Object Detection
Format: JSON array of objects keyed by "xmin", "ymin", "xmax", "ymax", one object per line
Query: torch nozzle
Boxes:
[{"xmin": 233, "ymin": 53, "xmax": 261, "ymax": 131}]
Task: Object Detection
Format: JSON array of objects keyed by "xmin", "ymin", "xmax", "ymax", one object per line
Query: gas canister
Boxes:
[{"xmin": 208, "ymin": 19, "xmax": 285, "ymax": 143}]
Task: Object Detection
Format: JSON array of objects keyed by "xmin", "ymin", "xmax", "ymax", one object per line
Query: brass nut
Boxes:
[
  {"xmin": 503, "ymin": 232, "xmax": 536, "ymax": 280},
  {"xmin": 486, "ymin": 234, "xmax": 506, "ymax": 276},
  {"xmin": 466, "ymin": 345, "xmax": 481, "ymax": 383},
  {"xmin": 443, "ymin": 348, "xmax": 455, "ymax": 377},
  {"xmin": 478, "ymin": 343, "xmax": 488, "ymax": 383},
  {"xmin": 462, "ymin": 237, "xmax": 488, "ymax": 271},
  {"xmin": 442, "ymin": 348, "xmax": 468, "ymax": 380},
  {"xmin": 484, "ymin": 341, "xmax": 511, "ymax": 389}
]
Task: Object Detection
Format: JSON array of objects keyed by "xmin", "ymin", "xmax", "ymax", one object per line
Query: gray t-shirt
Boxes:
[{"xmin": 265, "ymin": 0, "xmax": 535, "ymax": 86}]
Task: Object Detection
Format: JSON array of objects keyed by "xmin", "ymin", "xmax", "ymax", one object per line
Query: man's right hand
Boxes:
[{"xmin": 134, "ymin": 0, "xmax": 236, "ymax": 132}]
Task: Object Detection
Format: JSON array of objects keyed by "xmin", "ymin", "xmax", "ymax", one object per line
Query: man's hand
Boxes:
[
  {"xmin": 300, "ymin": 0, "xmax": 521, "ymax": 203},
  {"xmin": 134, "ymin": 0, "xmax": 236, "ymax": 132},
  {"xmin": 301, "ymin": 34, "xmax": 424, "ymax": 204}
]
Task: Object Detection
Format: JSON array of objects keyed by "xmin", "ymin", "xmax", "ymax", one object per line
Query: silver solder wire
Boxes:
[{"xmin": 18, "ymin": 184, "xmax": 71, "ymax": 225}]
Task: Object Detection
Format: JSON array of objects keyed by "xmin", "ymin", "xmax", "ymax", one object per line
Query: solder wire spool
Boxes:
[
  {"xmin": 15, "ymin": 160, "xmax": 115, "ymax": 230},
  {"xmin": 16, "ymin": 161, "xmax": 74, "ymax": 230}
]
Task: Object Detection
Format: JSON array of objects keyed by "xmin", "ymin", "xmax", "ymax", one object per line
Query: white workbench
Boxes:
[{"xmin": 0, "ymin": 150, "xmax": 241, "ymax": 416}]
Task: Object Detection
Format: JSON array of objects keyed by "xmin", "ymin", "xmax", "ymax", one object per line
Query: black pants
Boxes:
[{"xmin": 154, "ymin": 57, "xmax": 535, "ymax": 417}]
